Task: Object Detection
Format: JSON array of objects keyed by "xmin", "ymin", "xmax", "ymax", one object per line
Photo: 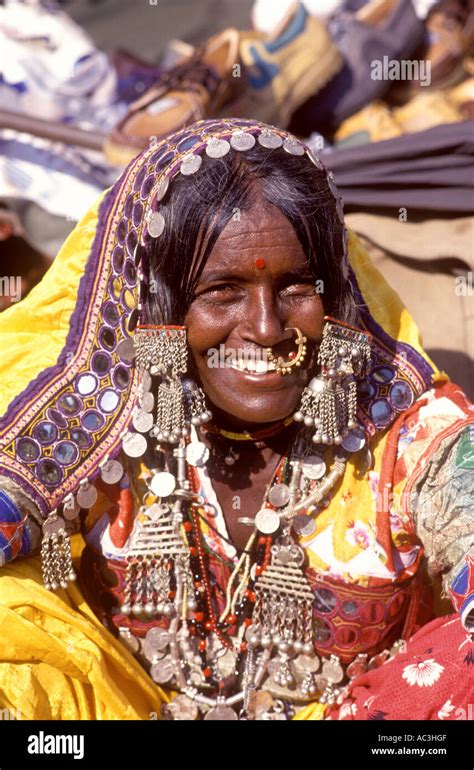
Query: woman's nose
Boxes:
[{"xmin": 239, "ymin": 287, "xmax": 286, "ymax": 348}]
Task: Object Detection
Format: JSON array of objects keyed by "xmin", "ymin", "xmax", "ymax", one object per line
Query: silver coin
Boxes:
[
  {"xmin": 205, "ymin": 138, "xmax": 230, "ymax": 158},
  {"xmin": 230, "ymin": 131, "xmax": 256, "ymax": 151},
  {"xmin": 180, "ymin": 154, "xmax": 202, "ymax": 176},
  {"xmin": 122, "ymin": 431, "xmax": 148, "ymax": 458},
  {"xmin": 301, "ymin": 455, "xmax": 326, "ymax": 480},
  {"xmin": 342, "ymin": 428, "xmax": 366, "ymax": 453},
  {"xmin": 150, "ymin": 471, "xmax": 176, "ymax": 497},
  {"xmin": 322, "ymin": 658, "xmax": 344, "ymax": 684},
  {"xmin": 283, "ymin": 137, "xmax": 304, "ymax": 156},
  {"xmin": 100, "ymin": 459, "xmax": 124, "ymax": 485},
  {"xmin": 155, "ymin": 176, "xmax": 169, "ymax": 202},
  {"xmin": 307, "ymin": 149, "xmax": 324, "ymax": 170},
  {"xmin": 186, "ymin": 441, "xmax": 209, "ymax": 467},
  {"xmin": 293, "ymin": 653, "xmax": 320, "ymax": 675},
  {"xmin": 204, "ymin": 706, "xmax": 238, "ymax": 721},
  {"xmin": 132, "ymin": 409, "xmax": 154, "ymax": 433},
  {"xmin": 76, "ymin": 483, "xmax": 98, "ymax": 509},
  {"xmin": 143, "ymin": 640, "xmax": 167, "ymax": 663},
  {"xmin": 140, "ymin": 370, "xmax": 152, "ymax": 392},
  {"xmin": 255, "ymin": 508, "xmax": 280, "ymax": 535},
  {"xmin": 147, "ymin": 211, "xmax": 165, "ymax": 238},
  {"xmin": 292, "ymin": 514, "xmax": 316, "ymax": 537},
  {"xmin": 150, "ymin": 657, "xmax": 174, "ymax": 684},
  {"xmin": 258, "ymin": 130, "xmax": 283, "ymax": 149},
  {"xmin": 139, "ymin": 391, "xmax": 154, "ymax": 413},
  {"xmin": 145, "ymin": 626, "xmax": 171, "ymax": 651},
  {"xmin": 62, "ymin": 495, "xmax": 81, "ymax": 520},
  {"xmin": 119, "ymin": 630, "xmax": 140, "ymax": 654},
  {"xmin": 116, "ymin": 337, "xmax": 135, "ymax": 363},
  {"xmin": 267, "ymin": 483, "xmax": 290, "ymax": 508}
]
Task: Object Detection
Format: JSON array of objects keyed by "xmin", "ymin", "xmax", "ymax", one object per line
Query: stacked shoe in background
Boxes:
[
  {"xmin": 104, "ymin": 3, "xmax": 343, "ymax": 165},
  {"xmin": 289, "ymin": 0, "xmax": 427, "ymax": 135}
]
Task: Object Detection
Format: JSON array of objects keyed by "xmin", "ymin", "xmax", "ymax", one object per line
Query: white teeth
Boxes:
[{"xmin": 230, "ymin": 358, "xmax": 277, "ymax": 373}]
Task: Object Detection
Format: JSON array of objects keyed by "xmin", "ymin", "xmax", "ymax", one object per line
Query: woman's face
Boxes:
[{"xmin": 184, "ymin": 199, "xmax": 326, "ymax": 428}]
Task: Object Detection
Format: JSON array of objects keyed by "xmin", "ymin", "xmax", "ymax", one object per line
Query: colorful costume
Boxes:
[{"xmin": 0, "ymin": 119, "xmax": 472, "ymax": 720}]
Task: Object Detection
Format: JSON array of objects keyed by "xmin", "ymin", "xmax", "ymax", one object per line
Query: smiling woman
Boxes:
[{"xmin": 0, "ymin": 118, "xmax": 472, "ymax": 721}]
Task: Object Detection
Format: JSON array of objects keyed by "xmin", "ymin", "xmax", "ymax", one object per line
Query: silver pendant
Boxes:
[
  {"xmin": 122, "ymin": 431, "xmax": 148, "ymax": 458},
  {"xmin": 76, "ymin": 482, "xmax": 98, "ymax": 509},
  {"xmin": 205, "ymin": 138, "xmax": 230, "ymax": 158},
  {"xmin": 132, "ymin": 409, "xmax": 154, "ymax": 433},
  {"xmin": 147, "ymin": 211, "xmax": 165, "ymax": 238},
  {"xmin": 139, "ymin": 391, "xmax": 154, "ymax": 413},
  {"xmin": 63, "ymin": 495, "xmax": 81, "ymax": 520},
  {"xmin": 301, "ymin": 455, "xmax": 326, "ymax": 480},
  {"xmin": 283, "ymin": 138, "xmax": 304, "ymax": 156},
  {"xmin": 292, "ymin": 514, "xmax": 316, "ymax": 537},
  {"xmin": 42, "ymin": 514, "xmax": 65, "ymax": 536},
  {"xmin": 185, "ymin": 441, "xmax": 209, "ymax": 467},
  {"xmin": 255, "ymin": 507, "xmax": 280, "ymax": 535},
  {"xmin": 342, "ymin": 428, "xmax": 366, "ymax": 453},
  {"xmin": 258, "ymin": 130, "xmax": 283, "ymax": 149},
  {"xmin": 230, "ymin": 131, "xmax": 256, "ymax": 151},
  {"xmin": 204, "ymin": 705, "xmax": 238, "ymax": 721},
  {"xmin": 150, "ymin": 471, "xmax": 176, "ymax": 498},
  {"xmin": 267, "ymin": 483, "xmax": 290, "ymax": 508},
  {"xmin": 322, "ymin": 655, "xmax": 344, "ymax": 684},
  {"xmin": 150, "ymin": 656, "xmax": 174, "ymax": 684},
  {"xmin": 100, "ymin": 459, "xmax": 124, "ymax": 485},
  {"xmin": 180, "ymin": 154, "xmax": 202, "ymax": 176},
  {"xmin": 155, "ymin": 176, "xmax": 169, "ymax": 202}
]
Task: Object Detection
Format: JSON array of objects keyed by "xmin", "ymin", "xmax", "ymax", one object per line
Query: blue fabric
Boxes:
[{"xmin": 0, "ymin": 489, "xmax": 31, "ymax": 563}]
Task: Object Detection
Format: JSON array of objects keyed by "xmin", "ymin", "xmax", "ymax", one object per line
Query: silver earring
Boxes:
[{"xmin": 294, "ymin": 317, "xmax": 371, "ymax": 445}]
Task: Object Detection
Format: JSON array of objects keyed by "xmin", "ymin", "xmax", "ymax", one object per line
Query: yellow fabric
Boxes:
[
  {"xmin": 0, "ymin": 191, "xmax": 107, "ymax": 417},
  {"xmin": 0, "ymin": 536, "xmax": 171, "ymax": 720},
  {"xmin": 0, "ymin": 201, "xmax": 443, "ymax": 720}
]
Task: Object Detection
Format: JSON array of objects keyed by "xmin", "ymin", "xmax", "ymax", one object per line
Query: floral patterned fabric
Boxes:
[{"xmin": 329, "ymin": 614, "xmax": 474, "ymax": 721}]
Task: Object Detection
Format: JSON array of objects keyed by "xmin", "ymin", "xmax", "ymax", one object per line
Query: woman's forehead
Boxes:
[{"xmin": 199, "ymin": 205, "xmax": 309, "ymax": 279}]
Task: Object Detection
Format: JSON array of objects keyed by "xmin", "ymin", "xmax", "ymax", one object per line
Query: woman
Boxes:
[{"xmin": 0, "ymin": 118, "xmax": 472, "ymax": 721}]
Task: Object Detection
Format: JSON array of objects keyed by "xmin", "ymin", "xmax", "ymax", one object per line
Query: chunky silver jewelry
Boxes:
[
  {"xmin": 294, "ymin": 317, "xmax": 372, "ymax": 445},
  {"xmin": 41, "ymin": 512, "xmax": 76, "ymax": 590},
  {"xmin": 128, "ymin": 325, "xmax": 212, "ymax": 448}
]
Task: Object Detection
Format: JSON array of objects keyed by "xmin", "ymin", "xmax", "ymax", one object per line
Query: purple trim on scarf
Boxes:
[{"xmin": 349, "ymin": 268, "xmax": 435, "ymax": 388}]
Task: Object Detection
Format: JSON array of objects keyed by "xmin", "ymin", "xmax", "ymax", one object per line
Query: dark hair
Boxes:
[{"xmin": 142, "ymin": 147, "xmax": 358, "ymax": 325}]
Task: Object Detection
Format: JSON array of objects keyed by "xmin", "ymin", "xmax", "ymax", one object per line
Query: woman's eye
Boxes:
[
  {"xmin": 196, "ymin": 284, "xmax": 239, "ymax": 300},
  {"xmin": 280, "ymin": 282, "xmax": 318, "ymax": 298}
]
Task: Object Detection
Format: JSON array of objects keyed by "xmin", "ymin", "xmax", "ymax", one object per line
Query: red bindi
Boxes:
[{"xmin": 255, "ymin": 258, "xmax": 266, "ymax": 270}]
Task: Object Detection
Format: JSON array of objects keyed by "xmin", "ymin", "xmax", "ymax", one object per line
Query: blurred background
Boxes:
[{"xmin": 0, "ymin": 0, "xmax": 473, "ymax": 395}]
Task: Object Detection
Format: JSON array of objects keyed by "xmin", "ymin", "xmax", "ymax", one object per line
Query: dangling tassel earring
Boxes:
[
  {"xmin": 129, "ymin": 325, "xmax": 212, "ymax": 449},
  {"xmin": 294, "ymin": 317, "xmax": 372, "ymax": 445},
  {"xmin": 41, "ymin": 511, "xmax": 76, "ymax": 590}
]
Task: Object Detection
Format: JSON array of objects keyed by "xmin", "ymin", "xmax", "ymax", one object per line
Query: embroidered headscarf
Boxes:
[{"xmin": 0, "ymin": 118, "xmax": 441, "ymax": 520}]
